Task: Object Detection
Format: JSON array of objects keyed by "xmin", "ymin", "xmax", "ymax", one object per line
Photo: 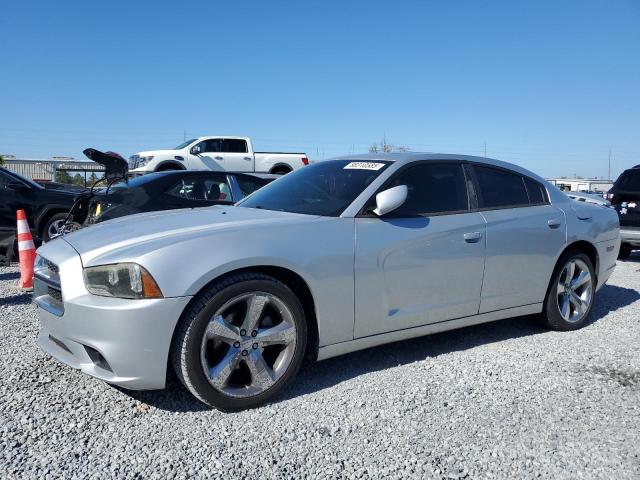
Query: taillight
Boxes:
[{"xmin": 301, "ymin": 156, "xmax": 309, "ymax": 166}]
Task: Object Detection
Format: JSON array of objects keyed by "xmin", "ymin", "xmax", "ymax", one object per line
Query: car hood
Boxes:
[
  {"xmin": 62, "ymin": 206, "xmax": 319, "ymax": 264},
  {"xmin": 136, "ymin": 149, "xmax": 177, "ymax": 157}
]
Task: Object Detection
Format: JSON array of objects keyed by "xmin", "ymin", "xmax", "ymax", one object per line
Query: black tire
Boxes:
[
  {"xmin": 271, "ymin": 167, "xmax": 291, "ymax": 176},
  {"xmin": 618, "ymin": 243, "xmax": 632, "ymax": 260},
  {"xmin": 41, "ymin": 212, "xmax": 69, "ymax": 242},
  {"xmin": 155, "ymin": 165, "xmax": 182, "ymax": 172},
  {"xmin": 171, "ymin": 272, "xmax": 307, "ymax": 411},
  {"xmin": 542, "ymin": 250, "xmax": 595, "ymax": 331}
]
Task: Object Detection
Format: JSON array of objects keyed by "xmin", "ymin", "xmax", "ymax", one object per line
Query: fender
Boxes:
[
  {"xmin": 269, "ymin": 163, "xmax": 293, "ymax": 174},
  {"xmin": 34, "ymin": 204, "xmax": 73, "ymax": 233},
  {"xmin": 154, "ymin": 160, "xmax": 186, "ymax": 172}
]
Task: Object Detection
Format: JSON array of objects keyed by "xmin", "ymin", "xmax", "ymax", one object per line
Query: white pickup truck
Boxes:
[{"xmin": 128, "ymin": 136, "xmax": 309, "ymax": 175}]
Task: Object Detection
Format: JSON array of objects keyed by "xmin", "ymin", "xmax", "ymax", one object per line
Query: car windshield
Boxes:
[
  {"xmin": 173, "ymin": 139, "xmax": 197, "ymax": 150},
  {"xmin": 237, "ymin": 160, "xmax": 391, "ymax": 216},
  {"xmin": 614, "ymin": 169, "xmax": 640, "ymax": 192}
]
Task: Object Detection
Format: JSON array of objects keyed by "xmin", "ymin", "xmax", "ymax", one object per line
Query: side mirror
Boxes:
[
  {"xmin": 190, "ymin": 145, "xmax": 201, "ymax": 155},
  {"xmin": 373, "ymin": 185, "xmax": 408, "ymax": 216},
  {"xmin": 6, "ymin": 181, "xmax": 28, "ymax": 192}
]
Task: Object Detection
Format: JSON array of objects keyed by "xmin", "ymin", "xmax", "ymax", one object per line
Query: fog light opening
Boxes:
[{"xmin": 84, "ymin": 345, "xmax": 113, "ymax": 372}]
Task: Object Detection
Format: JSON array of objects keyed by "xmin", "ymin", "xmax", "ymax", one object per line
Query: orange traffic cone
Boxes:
[{"xmin": 16, "ymin": 209, "xmax": 36, "ymax": 291}]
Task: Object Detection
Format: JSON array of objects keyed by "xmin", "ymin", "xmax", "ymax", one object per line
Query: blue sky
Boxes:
[{"xmin": 1, "ymin": 0, "xmax": 638, "ymax": 179}]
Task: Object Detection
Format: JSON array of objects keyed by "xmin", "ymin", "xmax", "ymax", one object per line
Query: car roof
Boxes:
[{"xmin": 328, "ymin": 153, "xmax": 547, "ymax": 184}]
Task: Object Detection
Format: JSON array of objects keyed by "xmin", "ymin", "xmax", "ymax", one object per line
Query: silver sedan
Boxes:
[{"xmin": 34, "ymin": 154, "xmax": 621, "ymax": 411}]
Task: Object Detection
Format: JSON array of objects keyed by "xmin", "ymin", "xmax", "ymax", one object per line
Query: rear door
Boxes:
[
  {"xmin": 471, "ymin": 165, "xmax": 566, "ymax": 313},
  {"xmin": 222, "ymin": 139, "xmax": 253, "ymax": 172},
  {"xmin": 354, "ymin": 162, "xmax": 486, "ymax": 338}
]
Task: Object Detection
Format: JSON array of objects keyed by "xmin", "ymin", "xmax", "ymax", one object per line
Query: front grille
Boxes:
[
  {"xmin": 45, "ymin": 259, "xmax": 59, "ymax": 274},
  {"xmin": 129, "ymin": 155, "xmax": 141, "ymax": 169},
  {"xmin": 48, "ymin": 287, "xmax": 62, "ymax": 302}
]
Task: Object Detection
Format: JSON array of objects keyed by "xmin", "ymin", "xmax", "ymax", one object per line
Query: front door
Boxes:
[
  {"xmin": 188, "ymin": 139, "xmax": 251, "ymax": 172},
  {"xmin": 354, "ymin": 162, "xmax": 486, "ymax": 338}
]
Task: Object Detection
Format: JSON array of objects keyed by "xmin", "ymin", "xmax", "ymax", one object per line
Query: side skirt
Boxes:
[{"xmin": 317, "ymin": 303, "xmax": 542, "ymax": 361}]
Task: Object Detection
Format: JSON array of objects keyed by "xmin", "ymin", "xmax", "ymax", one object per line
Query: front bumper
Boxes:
[
  {"xmin": 620, "ymin": 227, "xmax": 640, "ymax": 247},
  {"xmin": 34, "ymin": 238, "xmax": 192, "ymax": 390}
]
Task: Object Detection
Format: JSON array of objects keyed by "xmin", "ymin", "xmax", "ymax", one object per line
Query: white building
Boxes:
[{"xmin": 546, "ymin": 178, "xmax": 613, "ymax": 193}]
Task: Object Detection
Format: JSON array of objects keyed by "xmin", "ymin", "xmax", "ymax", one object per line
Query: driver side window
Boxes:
[
  {"xmin": 200, "ymin": 139, "xmax": 224, "ymax": 153},
  {"xmin": 387, "ymin": 163, "xmax": 470, "ymax": 216}
]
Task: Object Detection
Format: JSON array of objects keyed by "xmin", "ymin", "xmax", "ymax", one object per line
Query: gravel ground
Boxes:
[{"xmin": 1, "ymin": 258, "xmax": 640, "ymax": 479}]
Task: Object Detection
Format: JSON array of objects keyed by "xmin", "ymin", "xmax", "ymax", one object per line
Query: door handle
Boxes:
[
  {"xmin": 243, "ymin": 157, "xmax": 252, "ymax": 161},
  {"xmin": 547, "ymin": 219, "xmax": 561, "ymax": 229},
  {"xmin": 463, "ymin": 231, "xmax": 482, "ymax": 243},
  {"xmin": 214, "ymin": 156, "xmax": 223, "ymax": 161}
]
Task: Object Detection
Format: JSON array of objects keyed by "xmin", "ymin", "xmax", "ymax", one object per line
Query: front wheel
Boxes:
[
  {"xmin": 42, "ymin": 213, "xmax": 69, "ymax": 242},
  {"xmin": 171, "ymin": 272, "xmax": 306, "ymax": 411},
  {"xmin": 542, "ymin": 251, "xmax": 595, "ymax": 331}
]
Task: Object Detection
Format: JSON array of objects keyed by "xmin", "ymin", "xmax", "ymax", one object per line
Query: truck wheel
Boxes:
[
  {"xmin": 618, "ymin": 243, "xmax": 632, "ymax": 260},
  {"xmin": 270, "ymin": 167, "xmax": 291, "ymax": 175},
  {"xmin": 171, "ymin": 272, "xmax": 307, "ymax": 411}
]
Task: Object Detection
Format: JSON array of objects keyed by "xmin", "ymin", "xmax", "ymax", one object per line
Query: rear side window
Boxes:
[
  {"xmin": 387, "ymin": 163, "xmax": 469, "ymax": 216},
  {"xmin": 166, "ymin": 176, "xmax": 232, "ymax": 202},
  {"xmin": 223, "ymin": 139, "xmax": 248, "ymax": 153},
  {"xmin": 474, "ymin": 166, "xmax": 529, "ymax": 209},
  {"xmin": 236, "ymin": 176, "xmax": 268, "ymax": 196},
  {"xmin": 524, "ymin": 177, "xmax": 547, "ymax": 205}
]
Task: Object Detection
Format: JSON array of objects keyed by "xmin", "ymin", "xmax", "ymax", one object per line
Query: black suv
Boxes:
[
  {"xmin": 0, "ymin": 167, "xmax": 80, "ymax": 260},
  {"xmin": 608, "ymin": 166, "xmax": 640, "ymax": 259}
]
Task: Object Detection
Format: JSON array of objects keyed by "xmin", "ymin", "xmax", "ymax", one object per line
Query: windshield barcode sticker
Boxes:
[{"xmin": 344, "ymin": 162, "xmax": 385, "ymax": 171}]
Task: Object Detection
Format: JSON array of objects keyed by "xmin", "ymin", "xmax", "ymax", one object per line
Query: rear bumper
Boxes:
[{"xmin": 620, "ymin": 228, "xmax": 640, "ymax": 247}]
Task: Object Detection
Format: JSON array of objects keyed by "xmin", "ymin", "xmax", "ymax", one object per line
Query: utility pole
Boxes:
[
  {"xmin": 483, "ymin": 142, "xmax": 487, "ymax": 158},
  {"xmin": 608, "ymin": 148, "xmax": 611, "ymax": 180},
  {"xmin": 183, "ymin": 130, "xmax": 187, "ymax": 142}
]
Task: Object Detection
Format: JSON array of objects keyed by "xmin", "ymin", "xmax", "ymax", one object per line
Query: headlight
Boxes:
[
  {"xmin": 34, "ymin": 255, "xmax": 60, "ymax": 285},
  {"xmin": 83, "ymin": 263, "xmax": 163, "ymax": 299},
  {"xmin": 138, "ymin": 155, "xmax": 154, "ymax": 167}
]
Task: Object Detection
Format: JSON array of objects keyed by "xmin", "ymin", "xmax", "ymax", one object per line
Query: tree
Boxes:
[
  {"xmin": 0, "ymin": 154, "xmax": 4, "ymax": 166},
  {"xmin": 369, "ymin": 138, "xmax": 410, "ymax": 153},
  {"xmin": 55, "ymin": 170, "xmax": 73, "ymax": 184},
  {"xmin": 72, "ymin": 174, "xmax": 84, "ymax": 186}
]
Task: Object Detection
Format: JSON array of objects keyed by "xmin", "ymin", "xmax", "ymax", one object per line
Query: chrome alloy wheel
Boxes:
[
  {"xmin": 200, "ymin": 292, "xmax": 297, "ymax": 398},
  {"xmin": 47, "ymin": 219, "xmax": 66, "ymax": 240},
  {"xmin": 556, "ymin": 258, "xmax": 593, "ymax": 323}
]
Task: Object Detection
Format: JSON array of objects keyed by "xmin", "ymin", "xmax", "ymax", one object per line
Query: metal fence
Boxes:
[{"xmin": 2, "ymin": 158, "xmax": 105, "ymax": 183}]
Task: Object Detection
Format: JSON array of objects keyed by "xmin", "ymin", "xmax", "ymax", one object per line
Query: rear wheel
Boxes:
[
  {"xmin": 270, "ymin": 167, "xmax": 291, "ymax": 175},
  {"xmin": 171, "ymin": 272, "xmax": 306, "ymax": 411},
  {"xmin": 618, "ymin": 243, "xmax": 632, "ymax": 260},
  {"xmin": 542, "ymin": 251, "xmax": 595, "ymax": 331}
]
